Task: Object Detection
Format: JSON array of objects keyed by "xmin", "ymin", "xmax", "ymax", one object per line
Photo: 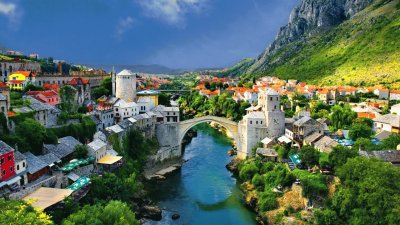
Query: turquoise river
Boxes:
[{"xmin": 145, "ymin": 124, "xmax": 258, "ymax": 225}]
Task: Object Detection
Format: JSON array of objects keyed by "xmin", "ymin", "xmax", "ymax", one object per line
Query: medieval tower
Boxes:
[
  {"xmin": 238, "ymin": 88, "xmax": 285, "ymax": 158},
  {"xmin": 115, "ymin": 69, "xmax": 136, "ymax": 103}
]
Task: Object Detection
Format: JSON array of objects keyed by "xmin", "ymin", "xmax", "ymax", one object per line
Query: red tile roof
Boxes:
[
  {"xmin": 0, "ymin": 82, "xmax": 8, "ymax": 88},
  {"xmin": 357, "ymin": 112, "xmax": 376, "ymax": 119},
  {"xmin": 67, "ymin": 77, "xmax": 89, "ymax": 85}
]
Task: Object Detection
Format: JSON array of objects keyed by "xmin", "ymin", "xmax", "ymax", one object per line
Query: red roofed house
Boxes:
[
  {"xmin": 373, "ymin": 88, "xmax": 389, "ymax": 99},
  {"xmin": 67, "ymin": 77, "xmax": 91, "ymax": 105},
  {"xmin": 26, "ymin": 90, "xmax": 60, "ymax": 106},
  {"xmin": 389, "ymin": 90, "xmax": 400, "ymax": 101}
]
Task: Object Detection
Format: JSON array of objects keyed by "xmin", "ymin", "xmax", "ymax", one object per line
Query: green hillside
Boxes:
[{"xmin": 244, "ymin": 0, "xmax": 400, "ymax": 88}]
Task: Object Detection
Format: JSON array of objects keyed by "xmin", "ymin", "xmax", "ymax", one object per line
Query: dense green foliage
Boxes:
[
  {"xmin": 292, "ymin": 169, "xmax": 328, "ymax": 198},
  {"xmin": 0, "ymin": 199, "xmax": 53, "ymax": 225},
  {"xmin": 92, "ymin": 77, "xmax": 112, "ymax": 100},
  {"xmin": 179, "ymin": 92, "xmax": 251, "ymax": 122},
  {"xmin": 59, "ymin": 85, "xmax": 78, "ymax": 114},
  {"xmin": 330, "ymin": 104, "xmax": 357, "ymax": 130},
  {"xmin": 48, "ymin": 116, "xmax": 96, "ymax": 143},
  {"xmin": 318, "ymin": 157, "xmax": 400, "ymax": 225},
  {"xmin": 63, "ymin": 201, "xmax": 139, "ymax": 225},
  {"xmin": 1, "ymin": 118, "xmax": 57, "ymax": 154},
  {"xmin": 298, "ymin": 145, "xmax": 320, "ymax": 168},
  {"xmin": 73, "ymin": 145, "xmax": 88, "ymax": 159},
  {"xmin": 349, "ymin": 122, "xmax": 373, "ymax": 140}
]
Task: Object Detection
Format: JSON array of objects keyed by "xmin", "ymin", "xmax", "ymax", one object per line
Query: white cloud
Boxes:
[
  {"xmin": 0, "ymin": 1, "xmax": 21, "ymax": 30},
  {"xmin": 0, "ymin": 1, "xmax": 15, "ymax": 16},
  {"xmin": 137, "ymin": 0, "xmax": 206, "ymax": 25},
  {"xmin": 115, "ymin": 16, "xmax": 135, "ymax": 39}
]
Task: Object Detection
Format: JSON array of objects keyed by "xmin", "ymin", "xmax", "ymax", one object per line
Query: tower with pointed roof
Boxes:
[{"xmin": 115, "ymin": 69, "xmax": 136, "ymax": 103}]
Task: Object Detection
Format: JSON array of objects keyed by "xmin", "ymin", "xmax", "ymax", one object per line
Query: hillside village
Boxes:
[{"xmin": 0, "ymin": 52, "xmax": 179, "ymax": 216}]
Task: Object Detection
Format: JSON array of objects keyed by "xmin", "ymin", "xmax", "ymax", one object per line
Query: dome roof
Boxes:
[{"xmin": 117, "ymin": 69, "xmax": 134, "ymax": 76}]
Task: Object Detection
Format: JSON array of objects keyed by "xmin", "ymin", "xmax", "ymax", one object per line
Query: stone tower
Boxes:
[
  {"xmin": 262, "ymin": 89, "xmax": 285, "ymax": 138},
  {"xmin": 116, "ymin": 69, "xmax": 136, "ymax": 103}
]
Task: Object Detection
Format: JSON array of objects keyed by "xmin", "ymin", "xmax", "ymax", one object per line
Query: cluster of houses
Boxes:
[
  {"xmin": 193, "ymin": 75, "xmax": 400, "ymax": 167},
  {"xmin": 194, "ymin": 75, "xmax": 400, "ymax": 104}
]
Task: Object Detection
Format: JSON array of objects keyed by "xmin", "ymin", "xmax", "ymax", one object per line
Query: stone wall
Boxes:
[{"xmin": 8, "ymin": 175, "xmax": 57, "ymax": 200}]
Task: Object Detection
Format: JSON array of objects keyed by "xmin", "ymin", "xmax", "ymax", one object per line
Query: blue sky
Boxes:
[{"xmin": 0, "ymin": 0, "xmax": 299, "ymax": 69}]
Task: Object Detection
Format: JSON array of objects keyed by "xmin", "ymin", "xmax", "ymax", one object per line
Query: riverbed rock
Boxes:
[
  {"xmin": 226, "ymin": 158, "xmax": 241, "ymax": 174},
  {"xmin": 141, "ymin": 205, "xmax": 162, "ymax": 221},
  {"xmin": 171, "ymin": 213, "xmax": 180, "ymax": 220}
]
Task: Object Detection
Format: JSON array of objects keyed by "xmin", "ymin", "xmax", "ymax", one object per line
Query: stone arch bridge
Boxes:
[{"xmin": 178, "ymin": 116, "xmax": 246, "ymax": 158}]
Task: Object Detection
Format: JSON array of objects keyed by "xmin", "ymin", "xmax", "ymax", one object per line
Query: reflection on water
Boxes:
[{"xmin": 145, "ymin": 124, "xmax": 257, "ymax": 225}]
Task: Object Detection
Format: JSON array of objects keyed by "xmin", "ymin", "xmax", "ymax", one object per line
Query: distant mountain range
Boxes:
[
  {"xmin": 90, "ymin": 64, "xmax": 224, "ymax": 75},
  {"xmin": 223, "ymin": 0, "xmax": 400, "ymax": 88}
]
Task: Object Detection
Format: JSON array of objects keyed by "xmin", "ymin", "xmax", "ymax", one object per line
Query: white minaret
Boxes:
[
  {"xmin": 112, "ymin": 66, "xmax": 116, "ymax": 97},
  {"xmin": 116, "ymin": 69, "xmax": 136, "ymax": 103}
]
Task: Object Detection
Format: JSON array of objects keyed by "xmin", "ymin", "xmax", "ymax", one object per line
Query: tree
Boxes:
[
  {"xmin": 380, "ymin": 134, "xmax": 400, "ymax": 149},
  {"xmin": 349, "ymin": 123, "xmax": 372, "ymax": 140},
  {"xmin": 330, "ymin": 157, "xmax": 400, "ymax": 225},
  {"xmin": 239, "ymin": 161, "xmax": 259, "ymax": 180},
  {"xmin": 158, "ymin": 92, "xmax": 171, "ymax": 106},
  {"xmin": 330, "ymin": 104, "xmax": 357, "ymax": 130},
  {"xmin": 23, "ymin": 83, "xmax": 45, "ymax": 92},
  {"xmin": 0, "ymin": 199, "xmax": 53, "ymax": 225},
  {"xmin": 299, "ymin": 145, "xmax": 320, "ymax": 168},
  {"xmin": 328, "ymin": 145, "xmax": 358, "ymax": 169},
  {"xmin": 16, "ymin": 118, "xmax": 47, "ymax": 154},
  {"xmin": 314, "ymin": 209, "xmax": 341, "ymax": 225},
  {"xmin": 204, "ymin": 81, "xmax": 211, "ymax": 90},
  {"xmin": 73, "ymin": 145, "xmax": 88, "ymax": 159},
  {"xmin": 59, "ymin": 85, "xmax": 78, "ymax": 114},
  {"xmin": 63, "ymin": 201, "xmax": 139, "ymax": 225}
]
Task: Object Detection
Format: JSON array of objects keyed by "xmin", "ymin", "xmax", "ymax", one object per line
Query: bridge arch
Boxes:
[{"xmin": 178, "ymin": 116, "xmax": 241, "ymax": 154}]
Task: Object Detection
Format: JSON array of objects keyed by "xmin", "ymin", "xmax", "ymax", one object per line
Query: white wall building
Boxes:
[{"xmin": 113, "ymin": 99, "xmax": 139, "ymax": 123}]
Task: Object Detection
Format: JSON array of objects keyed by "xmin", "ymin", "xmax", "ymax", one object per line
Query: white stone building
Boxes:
[{"xmin": 113, "ymin": 99, "xmax": 139, "ymax": 123}]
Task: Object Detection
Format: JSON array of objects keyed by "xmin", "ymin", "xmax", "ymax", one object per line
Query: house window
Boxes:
[
  {"xmin": 17, "ymin": 165, "xmax": 20, "ymax": 170},
  {"xmin": 1, "ymin": 157, "xmax": 4, "ymax": 164},
  {"xmin": 256, "ymin": 121, "xmax": 258, "ymax": 124},
  {"xmin": 8, "ymin": 155, "xmax": 12, "ymax": 161},
  {"xmin": 250, "ymin": 121, "xmax": 252, "ymax": 124},
  {"xmin": 10, "ymin": 166, "xmax": 13, "ymax": 172},
  {"xmin": 261, "ymin": 121, "xmax": 263, "ymax": 124},
  {"xmin": 2, "ymin": 169, "xmax": 5, "ymax": 175},
  {"xmin": 270, "ymin": 97, "xmax": 273, "ymax": 101}
]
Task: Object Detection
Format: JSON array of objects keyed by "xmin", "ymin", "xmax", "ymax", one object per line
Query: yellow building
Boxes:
[
  {"xmin": 8, "ymin": 71, "xmax": 36, "ymax": 90},
  {"xmin": 137, "ymin": 90, "xmax": 159, "ymax": 112}
]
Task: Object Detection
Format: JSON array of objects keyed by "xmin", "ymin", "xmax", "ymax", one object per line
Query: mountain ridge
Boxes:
[{"xmin": 224, "ymin": 0, "xmax": 400, "ymax": 88}]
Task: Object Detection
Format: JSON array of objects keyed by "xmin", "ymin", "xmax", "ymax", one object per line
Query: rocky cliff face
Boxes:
[{"xmin": 249, "ymin": 0, "xmax": 375, "ymax": 72}]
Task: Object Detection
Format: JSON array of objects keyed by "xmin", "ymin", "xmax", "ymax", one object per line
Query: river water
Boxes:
[{"xmin": 145, "ymin": 124, "xmax": 257, "ymax": 225}]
